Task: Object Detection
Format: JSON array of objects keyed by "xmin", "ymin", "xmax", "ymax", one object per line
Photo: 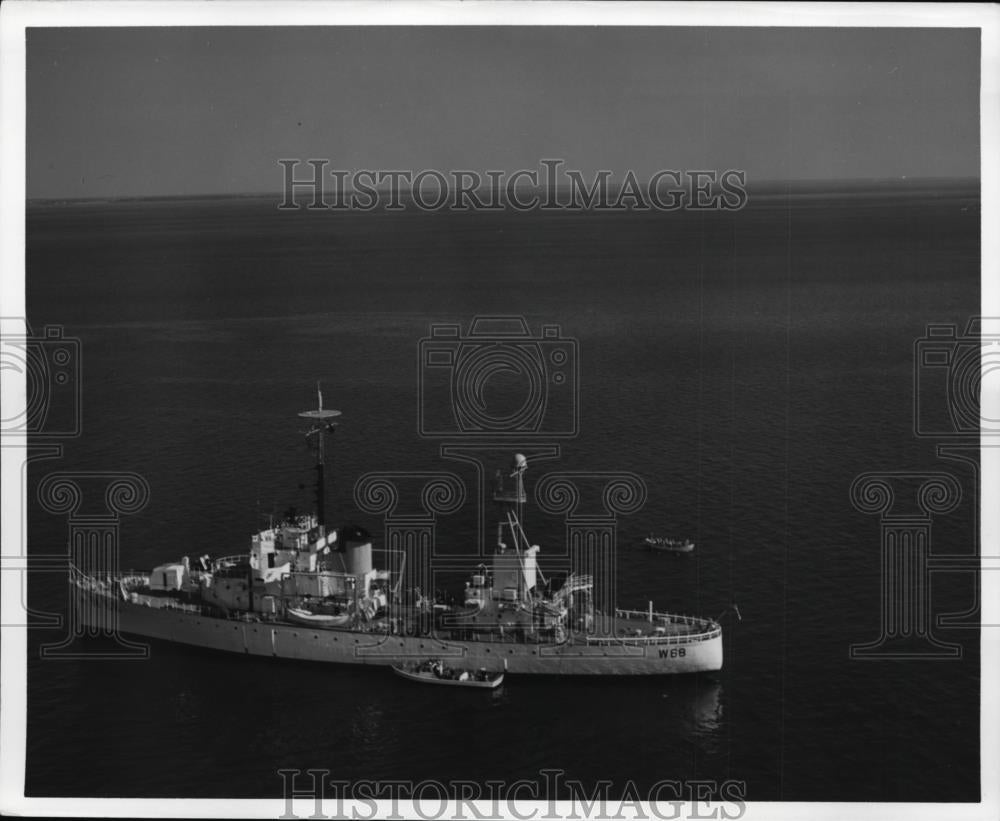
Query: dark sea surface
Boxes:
[{"xmin": 24, "ymin": 185, "xmax": 980, "ymax": 801}]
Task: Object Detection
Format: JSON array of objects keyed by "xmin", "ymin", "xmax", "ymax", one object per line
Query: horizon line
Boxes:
[{"xmin": 26, "ymin": 175, "xmax": 981, "ymax": 206}]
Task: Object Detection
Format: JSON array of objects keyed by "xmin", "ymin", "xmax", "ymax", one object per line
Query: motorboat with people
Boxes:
[
  {"xmin": 392, "ymin": 659, "xmax": 506, "ymax": 688},
  {"xmin": 643, "ymin": 535, "xmax": 695, "ymax": 553}
]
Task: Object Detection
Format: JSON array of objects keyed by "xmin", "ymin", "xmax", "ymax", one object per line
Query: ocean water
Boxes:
[{"xmin": 23, "ymin": 184, "xmax": 980, "ymax": 800}]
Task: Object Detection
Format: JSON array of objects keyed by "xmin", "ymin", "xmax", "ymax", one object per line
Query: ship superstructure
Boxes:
[{"xmin": 72, "ymin": 388, "xmax": 723, "ymax": 675}]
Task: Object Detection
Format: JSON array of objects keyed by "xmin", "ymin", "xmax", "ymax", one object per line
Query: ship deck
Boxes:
[{"xmin": 82, "ymin": 574, "xmax": 721, "ymax": 648}]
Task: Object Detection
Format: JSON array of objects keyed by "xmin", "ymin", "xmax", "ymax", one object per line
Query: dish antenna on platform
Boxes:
[{"xmin": 298, "ymin": 381, "xmax": 342, "ymax": 422}]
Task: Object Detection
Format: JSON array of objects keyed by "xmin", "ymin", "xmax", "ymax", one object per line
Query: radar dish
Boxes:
[
  {"xmin": 299, "ymin": 409, "xmax": 342, "ymax": 419},
  {"xmin": 300, "ymin": 381, "xmax": 340, "ymax": 420}
]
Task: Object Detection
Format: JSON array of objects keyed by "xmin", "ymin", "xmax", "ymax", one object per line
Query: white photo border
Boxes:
[{"xmin": 1, "ymin": 2, "xmax": 997, "ymax": 818}]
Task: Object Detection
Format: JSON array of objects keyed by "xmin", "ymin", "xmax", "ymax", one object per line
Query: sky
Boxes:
[{"xmin": 25, "ymin": 26, "xmax": 981, "ymax": 200}]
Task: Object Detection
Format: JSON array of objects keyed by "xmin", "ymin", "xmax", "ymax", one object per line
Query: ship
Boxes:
[{"xmin": 70, "ymin": 388, "xmax": 724, "ymax": 675}]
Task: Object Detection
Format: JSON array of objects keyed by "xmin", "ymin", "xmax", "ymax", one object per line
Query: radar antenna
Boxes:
[{"xmin": 298, "ymin": 381, "xmax": 341, "ymax": 534}]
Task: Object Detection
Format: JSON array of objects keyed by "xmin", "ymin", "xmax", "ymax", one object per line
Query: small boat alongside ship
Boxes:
[
  {"xmin": 644, "ymin": 535, "xmax": 695, "ymax": 554},
  {"xmin": 392, "ymin": 659, "xmax": 506, "ymax": 689},
  {"xmin": 286, "ymin": 606, "xmax": 350, "ymax": 628}
]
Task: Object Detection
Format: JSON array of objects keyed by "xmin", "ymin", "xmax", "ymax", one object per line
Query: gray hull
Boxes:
[{"xmin": 85, "ymin": 596, "xmax": 723, "ymax": 675}]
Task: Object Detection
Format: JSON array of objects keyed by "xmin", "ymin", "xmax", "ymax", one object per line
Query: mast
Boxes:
[
  {"xmin": 492, "ymin": 453, "xmax": 528, "ymax": 548},
  {"xmin": 511, "ymin": 453, "xmax": 528, "ymax": 550},
  {"xmin": 298, "ymin": 382, "xmax": 341, "ymax": 535},
  {"xmin": 492, "ymin": 453, "xmax": 536, "ymax": 602}
]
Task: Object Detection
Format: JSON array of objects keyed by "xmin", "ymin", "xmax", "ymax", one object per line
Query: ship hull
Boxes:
[{"xmin": 83, "ymin": 595, "xmax": 723, "ymax": 675}]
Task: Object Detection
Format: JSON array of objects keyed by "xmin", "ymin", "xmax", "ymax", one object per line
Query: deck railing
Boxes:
[
  {"xmin": 613, "ymin": 608, "xmax": 712, "ymax": 627},
  {"xmin": 212, "ymin": 555, "xmax": 246, "ymax": 568},
  {"xmin": 583, "ymin": 625, "xmax": 722, "ymax": 646}
]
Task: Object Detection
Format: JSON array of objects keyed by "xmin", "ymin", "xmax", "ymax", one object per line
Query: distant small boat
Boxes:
[
  {"xmin": 643, "ymin": 536, "xmax": 695, "ymax": 554},
  {"xmin": 286, "ymin": 606, "xmax": 350, "ymax": 627},
  {"xmin": 392, "ymin": 659, "xmax": 505, "ymax": 689}
]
